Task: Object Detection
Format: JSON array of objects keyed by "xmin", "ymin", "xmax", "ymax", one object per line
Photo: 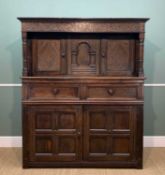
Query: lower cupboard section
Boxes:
[{"xmin": 23, "ymin": 104, "xmax": 143, "ymax": 168}]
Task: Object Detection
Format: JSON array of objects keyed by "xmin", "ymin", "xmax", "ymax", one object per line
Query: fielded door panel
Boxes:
[
  {"xmin": 31, "ymin": 36, "xmax": 67, "ymax": 76},
  {"xmin": 84, "ymin": 105, "xmax": 136, "ymax": 161},
  {"xmin": 27, "ymin": 105, "xmax": 82, "ymax": 162},
  {"xmin": 100, "ymin": 35, "xmax": 136, "ymax": 76}
]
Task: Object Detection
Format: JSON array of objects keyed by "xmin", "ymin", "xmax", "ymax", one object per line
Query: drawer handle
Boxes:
[
  {"xmin": 107, "ymin": 88, "xmax": 115, "ymax": 96},
  {"xmin": 77, "ymin": 131, "xmax": 81, "ymax": 136},
  {"xmin": 52, "ymin": 88, "xmax": 59, "ymax": 95}
]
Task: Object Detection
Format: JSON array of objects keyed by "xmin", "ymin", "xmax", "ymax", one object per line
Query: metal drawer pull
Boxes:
[
  {"xmin": 52, "ymin": 88, "xmax": 59, "ymax": 95},
  {"xmin": 107, "ymin": 88, "xmax": 115, "ymax": 96}
]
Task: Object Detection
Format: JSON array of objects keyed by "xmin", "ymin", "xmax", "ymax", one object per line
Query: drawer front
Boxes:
[
  {"xmin": 23, "ymin": 82, "xmax": 142, "ymax": 101},
  {"xmin": 87, "ymin": 84, "xmax": 139, "ymax": 100},
  {"xmin": 25, "ymin": 84, "xmax": 79, "ymax": 100}
]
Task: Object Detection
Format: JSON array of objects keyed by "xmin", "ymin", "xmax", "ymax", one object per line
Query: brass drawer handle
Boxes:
[
  {"xmin": 107, "ymin": 88, "xmax": 115, "ymax": 96},
  {"xmin": 52, "ymin": 88, "xmax": 59, "ymax": 95}
]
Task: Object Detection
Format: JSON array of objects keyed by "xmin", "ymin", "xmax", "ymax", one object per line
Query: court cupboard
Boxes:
[{"xmin": 18, "ymin": 17, "xmax": 149, "ymax": 168}]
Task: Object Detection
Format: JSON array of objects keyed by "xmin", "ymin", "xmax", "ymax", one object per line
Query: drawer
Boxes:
[
  {"xmin": 87, "ymin": 84, "xmax": 140, "ymax": 100},
  {"xmin": 25, "ymin": 84, "xmax": 79, "ymax": 100}
]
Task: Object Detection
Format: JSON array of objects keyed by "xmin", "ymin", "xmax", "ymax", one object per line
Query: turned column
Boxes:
[
  {"xmin": 22, "ymin": 32, "xmax": 28, "ymax": 76},
  {"xmin": 136, "ymin": 32, "xmax": 145, "ymax": 77}
]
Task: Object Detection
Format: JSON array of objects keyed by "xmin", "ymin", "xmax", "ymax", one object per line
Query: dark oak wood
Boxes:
[
  {"xmin": 84, "ymin": 106, "xmax": 136, "ymax": 161},
  {"xmin": 18, "ymin": 17, "xmax": 149, "ymax": 33},
  {"xmin": 18, "ymin": 18, "xmax": 148, "ymax": 168},
  {"xmin": 26, "ymin": 105, "xmax": 82, "ymax": 162}
]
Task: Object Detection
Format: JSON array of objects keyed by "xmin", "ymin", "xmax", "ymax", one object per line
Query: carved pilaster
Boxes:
[
  {"xmin": 72, "ymin": 52, "xmax": 78, "ymax": 65},
  {"xmin": 71, "ymin": 45, "xmax": 78, "ymax": 65},
  {"xmin": 89, "ymin": 51, "xmax": 96, "ymax": 66},
  {"xmin": 136, "ymin": 33, "xmax": 145, "ymax": 77}
]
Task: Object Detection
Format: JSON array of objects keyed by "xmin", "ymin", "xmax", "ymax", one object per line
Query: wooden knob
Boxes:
[
  {"xmin": 61, "ymin": 52, "xmax": 65, "ymax": 57},
  {"xmin": 52, "ymin": 88, "xmax": 59, "ymax": 95},
  {"xmin": 107, "ymin": 88, "xmax": 115, "ymax": 96},
  {"xmin": 102, "ymin": 52, "xmax": 105, "ymax": 57}
]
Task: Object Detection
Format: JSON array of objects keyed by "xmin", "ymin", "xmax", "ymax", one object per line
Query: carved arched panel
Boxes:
[
  {"xmin": 32, "ymin": 39, "xmax": 67, "ymax": 75},
  {"xmin": 77, "ymin": 42, "xmax": 91, "ymax": 66},
  {"xmin": 69, "ymin": 38, "xmax": 100, "ymax": 75}
]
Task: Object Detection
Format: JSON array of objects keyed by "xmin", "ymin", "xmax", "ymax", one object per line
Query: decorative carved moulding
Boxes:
[{"xmin": 18, "ymin": 18, "xmax": 149, "ymax": 33}]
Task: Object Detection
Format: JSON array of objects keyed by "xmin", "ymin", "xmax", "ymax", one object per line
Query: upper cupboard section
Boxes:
[{"xmin": 27, "ymin": 32, "xmax": 139, "ymax": 77}]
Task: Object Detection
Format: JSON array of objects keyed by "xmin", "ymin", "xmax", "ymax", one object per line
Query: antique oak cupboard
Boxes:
[{"xmin": 18, "ymin": 18, "xmax": 149, "ymax": 168}]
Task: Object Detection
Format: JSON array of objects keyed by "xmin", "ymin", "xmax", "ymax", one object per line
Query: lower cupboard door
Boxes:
[
  {"xmin": 26, "ymin": 105, "xmax": 82, "ymax": 162},
  {"xmin": 84, "ymin": 105, "xmax": 141, "ymax": 161}
]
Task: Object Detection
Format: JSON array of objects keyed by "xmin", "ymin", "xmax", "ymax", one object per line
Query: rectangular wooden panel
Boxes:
[
  {"xmin": 35, "ymin": 135, "xmax": 53, "ymax": 154},
  {"xmin": 89, "ymin": 111, "xmax": 107, "ymax": 130},
  {"xmin": 89, "ymin": 135, "xmax": 108, "ymax": 156},
  {"xmin": 87, "ymin": 84, "xmax": 138, "ymax": 100},
  {"xmin": 112, "ymin": 135, "xmax": 131, "ymax": 155},
  {"xmin": 57, "ymin": 112, "xmax": 76, "ymax": 130},
  {"xmin": 32, "ymin": 39, "xmax": 67, "ymax": 75},
  {"xmin": 101, "ymin": 39, "xmax": 136, "ymax": 76},
  {"xmin": 35, "ymin": 112, "xmax": 53, "ymax": 130},
  {"xmin": 25, "ymin": 83, "xmax": 79, "ymax": 101},
  {"xmin": 113, "ymin": 111, "xmax": 131, "ymax": 130}
]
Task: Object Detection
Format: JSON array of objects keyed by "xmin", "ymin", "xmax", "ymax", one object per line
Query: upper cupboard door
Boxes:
[
  {"xmin": 101, "ymin": 34, "xmax": 137, "ymax": 76},
  {"xmin": 31, "ymin": 34, "xmax": 67, "ymax": 76}
]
